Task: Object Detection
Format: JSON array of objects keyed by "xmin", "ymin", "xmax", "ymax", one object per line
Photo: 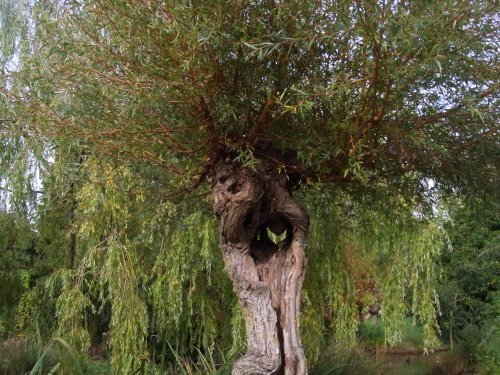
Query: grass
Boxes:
[
  {"xmin": 1, "ymin": 328, "xmax": 497, "ymax": 375},
  {"xmin": 0, "ymin": 337, "xmax": 49, "ymax": 375},
  {"xmin": 1, "ymin": 336, "xmax": 380, "ymax": 375},
  {"xmin": 0, "ymin": 335, "xmax": 113, "ymax": 375},
  {"xmin": 0, "ymin": 336, "xmax": 232, "ymax": 375},
  {"xmin": 162, "ymin": 343, "xmax": 232, "ymax": 375}
]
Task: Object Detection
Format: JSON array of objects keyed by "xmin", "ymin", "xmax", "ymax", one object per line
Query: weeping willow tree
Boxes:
[{"xmin": 1, "ymin": 0, "xmax": 499, "ymax": 374}]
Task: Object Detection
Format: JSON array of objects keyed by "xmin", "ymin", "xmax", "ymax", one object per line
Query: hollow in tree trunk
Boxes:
[{"xmin": 212, "ymin": 158, "xmax": 309, "ymax": 375}]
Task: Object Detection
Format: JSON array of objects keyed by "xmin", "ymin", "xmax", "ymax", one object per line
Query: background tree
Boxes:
[
  {"xmin": 437, "ymin": 202, "xmax": 499, "ymax": 370},
  {"xmin": 1, "ymin": 0, "xmax": 498, "ymax": 374}
]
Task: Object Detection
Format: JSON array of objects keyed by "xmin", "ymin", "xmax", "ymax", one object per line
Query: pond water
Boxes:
[{"xmin": 376, "ymin": 351, "xmax": 454, "ymax": 375}]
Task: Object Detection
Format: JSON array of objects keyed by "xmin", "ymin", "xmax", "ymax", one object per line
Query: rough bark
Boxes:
[{"xmin": 212, "ymin": 158, "xmax": 309, "ymax": 375}]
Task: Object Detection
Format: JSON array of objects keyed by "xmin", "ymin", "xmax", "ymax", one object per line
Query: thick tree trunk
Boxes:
[{"xmin": 212, "ymin": 159, "xmax": 309, "ymax": 375}]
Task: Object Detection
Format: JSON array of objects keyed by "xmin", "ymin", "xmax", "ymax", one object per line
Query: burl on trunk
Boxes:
[{"xmin": 212, "ymin": 158, "xmax": 309, "ymax": 375}]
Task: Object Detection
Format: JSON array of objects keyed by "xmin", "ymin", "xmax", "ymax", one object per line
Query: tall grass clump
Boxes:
[
  {"xmin": 0, "ymin": 337, "xmax": 49, "ymax": 375},
  {"xmin": 164, "ymin": 343, "xmax": 233, "ymax": 375}
]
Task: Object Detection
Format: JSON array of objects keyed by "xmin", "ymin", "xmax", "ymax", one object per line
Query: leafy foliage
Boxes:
[
  {"xmin": 437, "ymin": 203, "xmax": 500, "ymax": 372},
  {"xmin": 0, "ymin": 212, "xmax": 36, "ymax": 337}
]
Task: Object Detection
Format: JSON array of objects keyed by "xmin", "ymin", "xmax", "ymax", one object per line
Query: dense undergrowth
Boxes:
[
  {"xmin": 1, "ymin": 317, "xmax": 498, "ymax": 375},
  {"xmin": 0, "ymin": 344, "xmax": 493, "ymax": 375}
]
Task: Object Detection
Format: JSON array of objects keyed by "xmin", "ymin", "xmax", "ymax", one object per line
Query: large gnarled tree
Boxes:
[{"xmin": 2, "ymin": 0, "xmax": 498, "ymax": 373}]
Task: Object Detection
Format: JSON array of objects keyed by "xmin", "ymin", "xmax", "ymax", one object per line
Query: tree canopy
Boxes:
[{"xmin": 3, "ymin": 0, "xmax": 498, "ymax": 198}]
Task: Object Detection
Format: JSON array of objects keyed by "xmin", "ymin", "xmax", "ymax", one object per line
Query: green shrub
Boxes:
[
  {"xmin": 358, "ymin": 320, "xmax": 385, "ymax": 347},
  {"xmin": 358, "ymin": 318, "xmax": 426, "ymax": 349},
  {"xmin": 401, "ymin": 319, "xmax": 425, "ymax": 348},
  {"xmin": 456, "ymin": 324, "xmax": 483, "ymax": 365},
  {"xmin": 479, "ymin": 327, "xmax": 500, "ymax": 374}
]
